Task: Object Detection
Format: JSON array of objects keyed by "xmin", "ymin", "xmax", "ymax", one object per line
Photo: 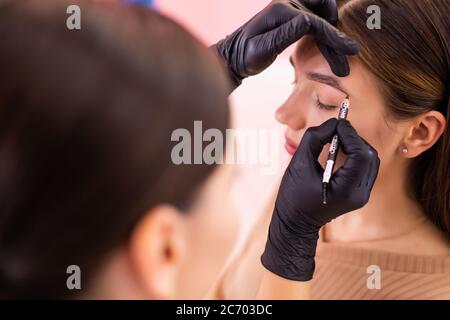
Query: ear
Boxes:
[
  {"xmin": 402, "ymin": 111, "xmax": 447, "ymax": 158},
  {"xmin": 128, "ymin": 204, "xmax": 186, "ymax": 299}
]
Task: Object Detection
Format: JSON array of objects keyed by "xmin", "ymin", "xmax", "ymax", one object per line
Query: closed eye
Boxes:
[{"xmin": 316, "ymin": 96, "xmax": 339, "ymax": 111}]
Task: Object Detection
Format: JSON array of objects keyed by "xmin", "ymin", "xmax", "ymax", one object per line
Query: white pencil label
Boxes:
[{"xmin": 323, "ymin": 160, "xmax": 334, "ymax": 183}]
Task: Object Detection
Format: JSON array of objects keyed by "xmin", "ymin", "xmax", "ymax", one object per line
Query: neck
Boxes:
[{"xmin": 325, "ymin": 167, "xmax": 426, "ymax": 243}]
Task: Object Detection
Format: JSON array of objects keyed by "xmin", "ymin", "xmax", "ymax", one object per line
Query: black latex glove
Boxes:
[
  {"xmin": 261, "ymin": 119, "xmax": 380, "ymax": 281},
  {"xmin": 212, "ymin": 0, "xmax": 359, "ymax": 91}
]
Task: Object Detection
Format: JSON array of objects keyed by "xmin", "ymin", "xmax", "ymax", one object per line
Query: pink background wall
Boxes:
[
  {"xmin": 158, "ymin": 0, "xmax": 270, "ymax": 45},
  {"xmin": 158, "ymin": 1, "xmax": 295, "ymax": 240}
]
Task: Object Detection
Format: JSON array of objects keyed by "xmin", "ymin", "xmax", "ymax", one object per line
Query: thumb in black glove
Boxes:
[
  {"xmin": 261, "ymin": 118, "xmax": 380, "ymax": 281},
  {"xmin": 212, "ymin": 0, "xmax": 359, "ymax": 90}
]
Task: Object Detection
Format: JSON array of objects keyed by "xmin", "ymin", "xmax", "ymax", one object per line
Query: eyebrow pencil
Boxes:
[{"xmin": 322, "ymin": 97, "xmax": 350, "ymax": 205}]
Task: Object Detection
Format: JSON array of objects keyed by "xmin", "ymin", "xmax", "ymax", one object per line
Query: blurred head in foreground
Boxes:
[{"xmin": 0, "ymin": 0, "xmax": 237, "ymax": 299}]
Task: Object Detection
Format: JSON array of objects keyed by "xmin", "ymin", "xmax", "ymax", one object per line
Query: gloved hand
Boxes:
[
  {"xmin": 261, "ymin": 119, "xmax": 380, "ymax": 281},
  {"xmin": 212, "ymin": 0, "xmax": 359, "ymax": 91}
]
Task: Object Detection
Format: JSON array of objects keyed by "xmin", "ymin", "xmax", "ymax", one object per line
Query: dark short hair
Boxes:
[{"xmin": 0, "ymin": 0, "xmax": 230, "ymax": 298}]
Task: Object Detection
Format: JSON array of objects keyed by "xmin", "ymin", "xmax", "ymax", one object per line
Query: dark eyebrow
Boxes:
[{"xmin": 307, "ymin": 72, "xmax": 349, "ymax": 97}]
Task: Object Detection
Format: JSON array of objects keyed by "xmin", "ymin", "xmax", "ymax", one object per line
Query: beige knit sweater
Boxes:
[
  {"xmin": 215, "ymin": 193, "xmax": 450, "ymax": 300},
  {"xmin": 216, "ymin": 231, "xmax": 450, "ymax": 300},
  {"xmin": 311, "ymin": 240, "xmax": 450, "ymax": 299}
]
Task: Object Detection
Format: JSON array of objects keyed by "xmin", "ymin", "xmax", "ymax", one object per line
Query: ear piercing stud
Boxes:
[{"xmin": 402, "ymin": 147, "xmax": 408, "ymax": 154}]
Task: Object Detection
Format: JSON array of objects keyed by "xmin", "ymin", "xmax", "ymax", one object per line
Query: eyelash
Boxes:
[
  {"xmin": 291, "ymin": 74, "xmax": 338, "ymax": 111},
  {"xmin": 316, "ymin": 97, "xmax": 338, "ymax": 111}
]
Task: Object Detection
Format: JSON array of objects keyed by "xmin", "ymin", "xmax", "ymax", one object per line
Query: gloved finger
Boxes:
[
  {"xmin": 296, "ymin": 118, "xmax": 338, "ymax": 165},
  {"xmin": 251, "ymin": 13, "xmax": 311, "ymax": 56},
  {"xmin": 317, "ymin": 43, "xmax": 350, "ymax": 77},
  {"xmin": 306, "ymin": 13, "xmax": 359, "ymax": 56},
  {"xmin": 354, "ymin": 134, "xmax": 381, "ymax": 188},
  {"xmin": 251, "ymin": 10, "xmax": 338, "ymax": 58},
  {"xmin": 366, "ymin": 152, "xmax": 381, "ymax": 189},
  {"xmin": 246, "ymin": 2, "xmax": 299, "ymax": 36},
  {"xmin": 298, "ymin": 0, "xmax": 338, "ymax": 24},
  {"xmin": 334, "ymin": 120, "xmax": 377, "ymax": 183}
]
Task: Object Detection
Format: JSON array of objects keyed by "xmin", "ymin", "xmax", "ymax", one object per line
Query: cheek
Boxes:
[
  {"xmin": 187, "ymin": 197, "xmax": 238, "ymax": 298},
  {"xmin": 277, "ymin": 85, "xmax": 333, "ymax": 132},
  {"xmin": 318, "ymin": 111, "xmax": 396, "ymax": 171},
  {"xmin": 196, "ymin": 191, "xmax": 238, "ymax": 265},
  {"xmin": 348, "ymin": 112, "xmax": 394, "ymax": 164},
  {"xmin": 284, "ymin": 94, "xmax": 397, "ymax": 172},
  {"xmin": 178, "ymin": 168, "xmax": 238, "ymax": 298},
  {"xmin": 291, "ymin": 109, "xmax": 344, "ymax": 155},
  {"xmin": 286, "ymin": 106, "xmax": 337, "ymax": 146}
]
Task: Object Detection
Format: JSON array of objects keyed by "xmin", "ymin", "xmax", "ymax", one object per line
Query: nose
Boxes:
[{"xmin": 275, "ymin": 95, "xmax": 307, "ymax": 130}]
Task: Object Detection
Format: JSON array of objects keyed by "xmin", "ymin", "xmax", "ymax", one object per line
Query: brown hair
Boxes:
[
  {"xmin": 0, "ymin": 0, "xmax": 229, "ymax": 298},
  {"xmin": 338, "ymin": 0, "xmax": 449, "ymax": 239}
]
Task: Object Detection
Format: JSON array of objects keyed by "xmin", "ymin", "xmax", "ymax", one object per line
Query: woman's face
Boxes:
[{"xmin": 277, "ymin": 37, "xmax": 406, "ymax": 179}]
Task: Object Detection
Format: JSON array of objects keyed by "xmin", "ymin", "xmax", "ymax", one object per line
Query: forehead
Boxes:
[
  {"xmin": 294, "ymin": 36, "xmax": 320, "ymax": 63},
  {"xmin": 293, "ymin": 37, "xmax": 337, "ymax": 78}
]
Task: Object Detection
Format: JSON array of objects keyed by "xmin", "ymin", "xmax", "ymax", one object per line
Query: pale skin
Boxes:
[{"xmin": 212, "ymin": 37, "xmax": 449, "ymax": 299}]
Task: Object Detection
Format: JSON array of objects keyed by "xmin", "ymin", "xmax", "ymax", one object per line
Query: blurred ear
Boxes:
[
  {"xmin": 402, "ymin": 110, "xmax": 446, "ymax": 158},
  {"xmin": 128, "ymin": 204, "xmax": 186, "ymax": 299}
]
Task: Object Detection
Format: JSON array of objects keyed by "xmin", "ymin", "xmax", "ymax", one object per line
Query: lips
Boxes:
[{"xmin": 284, "ymin": 135, "xmax": 299, "ymax": 156}]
